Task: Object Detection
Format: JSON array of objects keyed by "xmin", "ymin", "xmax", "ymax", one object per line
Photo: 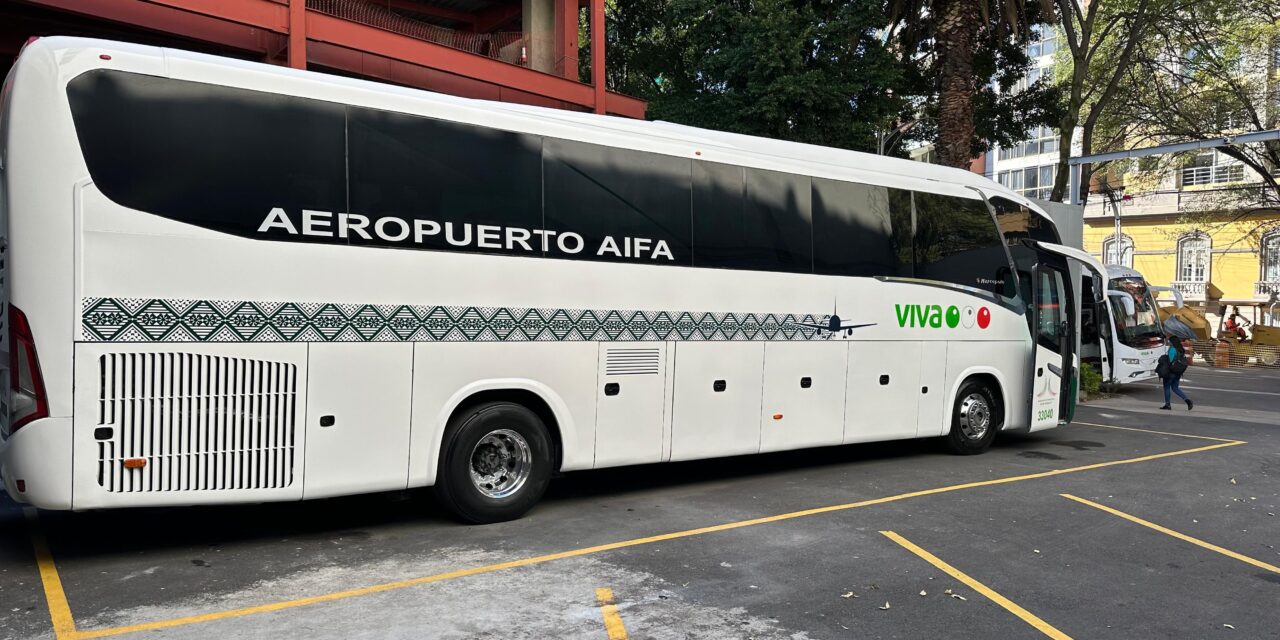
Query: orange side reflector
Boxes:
[
  {"xmin": 123, "ymin": 458, "xmax": 147, "ymax": 469},
  {"xmin": 772, "ymin": 414, "xmax": 784, "ymax": 420}
]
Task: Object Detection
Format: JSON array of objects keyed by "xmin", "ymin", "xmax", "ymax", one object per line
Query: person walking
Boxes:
[{"xmin": 1158, "ymin": 336, "xmax": 1194, "ymax": 410}]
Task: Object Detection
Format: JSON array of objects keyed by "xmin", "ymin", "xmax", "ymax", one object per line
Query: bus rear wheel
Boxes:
[
  {"xmin": 944, "ymin": 381, "xmax": 999, "ymax": 455},
  {"xmin": 435, "ymin": 401, "xmax": 552, "ymax": 524}
]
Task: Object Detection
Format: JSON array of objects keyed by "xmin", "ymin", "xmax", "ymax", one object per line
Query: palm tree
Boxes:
[{"xmin": 888, "ymin": 0, "xmax": 1054, "ymax": 168}]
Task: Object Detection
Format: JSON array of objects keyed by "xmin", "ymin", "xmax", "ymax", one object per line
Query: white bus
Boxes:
[
  {"xmin": 1081, "ymin": 265, "xmax": 1182, "ymax": 384},
  {"xmin": 0, "ymin": 38, "xmax": 1106, "ymax": 523}
]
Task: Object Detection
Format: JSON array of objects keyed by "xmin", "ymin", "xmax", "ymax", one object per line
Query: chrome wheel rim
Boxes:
[
  {"xmin": 469, "ymin": 429, "xmax": 532, "ymax": 499},
  {"xmin": 958, "ymin": 393, "xmax": 991, "ymax": 440}
]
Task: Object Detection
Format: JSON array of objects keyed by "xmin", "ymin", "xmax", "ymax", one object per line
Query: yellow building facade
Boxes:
[{"xmin": 1082, "ymin": 169, "xmax": 1280, "ymax": 327}]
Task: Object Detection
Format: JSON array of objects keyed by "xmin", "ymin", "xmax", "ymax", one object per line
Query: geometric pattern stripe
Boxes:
[{"xmin": 81, "ymin": 298, "xmax": 836, "ymax": 343}]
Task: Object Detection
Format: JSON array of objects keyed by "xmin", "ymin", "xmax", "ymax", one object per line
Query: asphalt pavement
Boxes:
[{"xmin": 2, "ymin": 365, "xmax": 1277, "ymax": 639}]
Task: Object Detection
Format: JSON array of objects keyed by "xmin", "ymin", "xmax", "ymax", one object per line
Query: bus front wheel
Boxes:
[
  {"xmin": 435, "ymin": 401, "xmax": 552, "ymax": 524},
  {"xmin": 944, "ymin": 381, "xmax": 999, "ymax": 455}
]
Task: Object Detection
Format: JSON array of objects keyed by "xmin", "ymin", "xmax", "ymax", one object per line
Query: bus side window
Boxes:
[
  {"xmin": 348, "ymin": 106, "xmax": 543, "ymax": 254},
  {"xmin": 912, "ymin": 193, "xmax": 1011, "ymax": 297},
  {"xmin": 692, "ymin": 162, "xmax": 813, "ymax": 273},
  {"xmin": 545, "ymin": 139, "xmax": 693, "ymax": 265},
  {"xmin": 812, "ymin": 178, "xmax": 909, "ymax": 278}
]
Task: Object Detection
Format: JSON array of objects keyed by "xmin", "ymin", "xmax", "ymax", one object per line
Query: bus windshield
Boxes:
[{"xmin": 1109, "ymin": 276, "xmax": 1164, "ymax": 348}]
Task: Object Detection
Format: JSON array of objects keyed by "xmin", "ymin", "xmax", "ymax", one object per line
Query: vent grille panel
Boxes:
[
  {"xmin": 605, "ymin": 348, "xmax": 661, "ymax": 376},
  {"xmin": 96, "ymin": 353, "xmax": 297, "ymax": 493}
]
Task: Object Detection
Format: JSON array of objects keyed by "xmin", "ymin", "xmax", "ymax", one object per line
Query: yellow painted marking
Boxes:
[
  {"xmin": 1061, "ymin": 494, "xmax": 1280, "ymax": 574},
  {"xmin": 25, "ymin": 508, "xmax": 78, "ymax": 640},
  {"xmin": 595, "ymin": 588, "xmax": 629, "ymax": 640},
  {"xmin": 881, "ymin": 531, "xmax": 1072, "ymax": 640},
  {"xmin": 71, "ymin": 434, "xmax": 1244, "ymax": 639},
  {"xmin": 1072, "ymin": 421, "xmax": 1243, "ymax": 443}
]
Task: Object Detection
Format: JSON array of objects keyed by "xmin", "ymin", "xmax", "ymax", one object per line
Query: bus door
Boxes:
[
  {"xmin": 1029, "ymin": 242, "xmax": 1109, "ymax": 427},
  {"xmin": 1079, "ymin": 275, "xmax": 1113, "ymax": 383},
  {"xmin": 1030, "ymin": 263, "xmax": 1073, "ymax": 428}
]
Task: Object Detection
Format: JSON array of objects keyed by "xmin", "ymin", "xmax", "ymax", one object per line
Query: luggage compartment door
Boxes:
[
  {"xmin": 303, "ymin": 342, "xmax": 413, "ymax": 498},
  {"xmin": 594, "ymin": 343, "xmax": 668, "ymax": 468}
]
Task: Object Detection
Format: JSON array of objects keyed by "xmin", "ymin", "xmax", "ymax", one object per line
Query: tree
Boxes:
[
  {"xmin": 1100, "ymin": 0, "xmax": 1280, "ymax": 232},
  {"xmin": 606, "ymin": 0, "xmax": 911, "ymax": 152},
  {"xmin": 887, "ymin": 0, "xmax": 1057, "ymax": 167},
  {"xmin": 1048, "ymin": 0, "xmax": 1157, "ymax": 203},
  {"xmin": 608, "ymin": 0, "xmax": 1060, "ymax": 158}
]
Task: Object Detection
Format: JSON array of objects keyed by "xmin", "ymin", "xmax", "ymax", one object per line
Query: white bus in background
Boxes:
[
  {"xmin": 0, "ymin": 38, "xmax": 1106, "ymax": 523},
  {"xmin": 1081, "ymin": 265, "xmax": 1182, "ymax": 384}
]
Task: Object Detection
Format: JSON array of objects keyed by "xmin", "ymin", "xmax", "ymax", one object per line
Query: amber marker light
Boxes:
[{"xmin": 124, "ymin": 458, "xmax": 147, "ymax": 469}]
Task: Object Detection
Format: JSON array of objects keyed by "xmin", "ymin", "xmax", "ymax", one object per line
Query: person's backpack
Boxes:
[
  {"xmin": 1169, "ymin": 347, "xmax": 1189, "ymax": 376},
  {"xmin": 1156, "ymin": 354, "xmax": 1171, "ymax": 379}
]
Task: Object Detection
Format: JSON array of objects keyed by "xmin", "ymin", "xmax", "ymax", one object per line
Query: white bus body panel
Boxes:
[
  {"xmin": 759, "ymin": 342, "xmax": 847, "ymax": 453},
  {"xmin": 594, "ymin": 342, "xmax": 668, "ymax": 467},
  {"xmin": 670, "ymin": 342, "xmax": 766, "ymax": 461},
  {"xmin": 304, "ymin": 342, "xmax": 413, "ymax": 499},
  {"xmin": 71, "ymin": 343, "xmax": 307, "ymax": 509},
  {"xmin": 845, "ymin": 341, "xmax": 922, "ymax": 443}
]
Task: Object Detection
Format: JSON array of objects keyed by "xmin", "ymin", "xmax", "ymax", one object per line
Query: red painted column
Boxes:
[
  {"xmin": 553, "ymin": 0, "xmax": 578, "ymax": 80},
  {"xmin": 288, "ymin": 0, "xmax": 306, "ymax": 69},
  {"xmin": 590, "ymin": 0, "xmax": 604, "ymax": 113}
]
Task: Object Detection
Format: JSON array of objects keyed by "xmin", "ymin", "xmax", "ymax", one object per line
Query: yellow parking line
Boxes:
[
  {"xmin": 595, "ymin": 588, "xmax": 629, "ymax": 640},
  {"xmin": 1071, "ymin": 421, "xmax": 1243, "ymax": 443},
  {"xmin": 881, "ymin": 531, "xmax": 1072, "ymax": 640},
  {"xmin": 25, "ymin": 509, "xmax": 78, "ymax": 640},
  {"xmin": 1061, "ymin": 494, "xmax": 1280, "ymax": 574},
  {"xmin": 58, "ymin": 432, "xmax": 1243, "ymax": 639}
]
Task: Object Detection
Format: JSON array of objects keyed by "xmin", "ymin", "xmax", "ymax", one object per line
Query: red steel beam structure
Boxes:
[
  {"xmin": 590, "ymin": 0, "xmax": 604, "ymax": 114},
  {"xmin": 552, "ymin": 0, "xmax": 576, "ymax": 80},
  {"xmin": 288, "ymin": 0, "xmax": 305, "ymax": 68},
  {"xmin": 14, "ymin": 0, "xmax": 644, "ymax": 117}
]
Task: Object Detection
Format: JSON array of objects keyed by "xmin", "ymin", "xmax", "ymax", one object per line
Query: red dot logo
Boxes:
[{"xmin": 977, "ymin": 307, "xmax": 991, "ymax": 329}]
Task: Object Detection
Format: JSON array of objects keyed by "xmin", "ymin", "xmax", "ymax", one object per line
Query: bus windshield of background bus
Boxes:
[{"xmin": 1109, "ymin": 277, "xmax": 1163, "ymax": 348}]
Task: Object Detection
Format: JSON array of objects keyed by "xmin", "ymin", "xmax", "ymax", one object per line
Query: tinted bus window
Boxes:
[
  {"xmin": 913, "ymin": 193, "xmax": 1011, "ymax": 296},
  {"xmin": 990, "ymin": 196, "xmax": 1061, "ymax": 245},
  {"xmin": 692, "ymin": 162, "xmax": 813, "ymax": 273},
  {"xmin": 544, "ymin": 139, "xmax": 692, "ymax": 265},
  {"xmin": 348, "ymin": 107, "xmax": 543, "ymax": 254},
  {"xmin": 68, "ymin": 70, "xmax": 346, "ymax": 241},
  {"xmin": 888, "ymin": 188, "xmax": 916, "ymax": 276},
  {"xmin": 812, "ymin": 178, "xmax": 909, "ymax": 277},
  {"xmin": 990, "ymin": 196, "xmax": 1061, "ymax": 306},
  {"xmin": 746, "ymin": 168, "xmax": 812, "ymax": 273}
]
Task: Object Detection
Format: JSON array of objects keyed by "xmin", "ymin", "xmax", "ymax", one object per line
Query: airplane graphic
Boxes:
[{"xmin": 795, "ymin": 301, "xmax": 876, "ymax": 337}]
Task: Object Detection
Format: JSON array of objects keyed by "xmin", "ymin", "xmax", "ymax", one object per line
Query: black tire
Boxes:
[
  {"xmin": 435, "ymin": 401, "xmax": 552, "ymax": 524},
  {"xmin": 944, "ymin": 380, "xmax": 999, "ymax": 455}
]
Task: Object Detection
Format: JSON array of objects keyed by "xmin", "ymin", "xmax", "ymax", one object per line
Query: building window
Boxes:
[
  {"xmin": 1262, "ymin": 232, "xmax": 1280, "ymax": 283},
  {"xmin": 1102, "ymin": 234, "xmax": 1134, "ymax": 268},
  {"xmin": 996, "ymin": 163, "xmax": 1056, "ymax": 200},
  {"xmin": 1010, "ymin": 65, "xmax": 1055, "ymax": 95},
  {"xmin": 1177, "ymin": 233, "xmax": 1211, "ymax": 282},
  {"xmin": 1182, "ymin": 150, "xmax": 1246, "ymax": 186},
  {"xmin": 998, "ymin": 126, "xmax": 1058, "ymax": 161},
  {"xmin": 1026, "ymin": 25, "xmax": 1060, "ymax": 58}
]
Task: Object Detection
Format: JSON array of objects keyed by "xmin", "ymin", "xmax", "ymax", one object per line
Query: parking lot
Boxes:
[{"xmin": 2, "ymin": 366, "xmax": 1277, "ymax": 640}]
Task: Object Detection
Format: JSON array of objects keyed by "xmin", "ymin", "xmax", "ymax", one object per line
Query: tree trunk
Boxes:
[
  {"xmin": 1049, "ymin": 113, "xmax": 1079, "ymax": 202},
  {"xmin": 934, "ymin": 0, "xmax": 981, "ymax": 168},
  {"xmin": 1050, "ymin": 46, "xmax": 1088, "ymax": 202},
  {"xmin": 1078, "ymin": 119, "xmax": 1095, "ymax": 206}
]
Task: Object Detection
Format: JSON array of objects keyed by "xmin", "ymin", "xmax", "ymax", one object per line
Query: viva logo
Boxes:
[{"xmin": 895, "ymin": 304, "xmax": 991, "ymax": 329}]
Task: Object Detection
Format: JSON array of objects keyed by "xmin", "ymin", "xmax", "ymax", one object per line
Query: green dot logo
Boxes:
[{"xmin": 945, "ymin": 305, "xmax": 960, "ymax": 328}]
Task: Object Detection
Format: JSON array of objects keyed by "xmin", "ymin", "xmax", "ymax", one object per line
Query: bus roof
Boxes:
[
  {"xmin": 24, "ymin": 36, "xmax": 1055, "ymax": 226},
  {"xmin": 1105, "ymin": 264, "xmax": 1145, "ymax": 280}
]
